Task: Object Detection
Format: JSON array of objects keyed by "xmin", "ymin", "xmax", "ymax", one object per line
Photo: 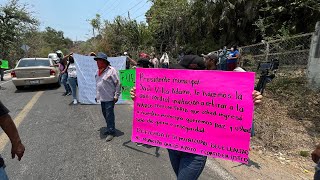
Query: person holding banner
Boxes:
[
  {"xmin": 66, "ymin": 55, "xmax": 78, "ymax": 105},
  {"xmin": 130, "ymin": 54, "xmax": 263, "ymax": 180},
  {"xmin": 58, "ymin": 51, "xmax": 72, "ymax": 96},
  {"xmin": 94, "ymin": 52, "xmax": 121, "ymax": 142}
]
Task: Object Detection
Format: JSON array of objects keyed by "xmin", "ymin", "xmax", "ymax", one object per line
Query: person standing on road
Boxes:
[
  {"xmin": 130, "ymin": 54, "xmax": 262, "ymax": 180},
  {"xmin": 66, "ymin": 55, "xmax": 78, "ymax": 105},
  {"xmin": 0, "ymin": 60, "xmax": 4, "ymax": 81},
  {"xmin": 0, "ymin": 101, "xmax": 25, "ymax": 180},
  {"xmin": 57, "ymin": 51, "xmax": 71, "ymax": 96},
  {"xmin": 94, "ymin": 52, "xmax": 120, "ymax": 142},
  {"xmin": 312, "ymin": 144, "xmax": 320, "ymax": 179}
]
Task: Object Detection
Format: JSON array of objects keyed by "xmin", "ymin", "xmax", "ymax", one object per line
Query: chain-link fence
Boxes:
[{"xmin": 238, "ymin": 33, "xmax": 313, "ymax": 74}]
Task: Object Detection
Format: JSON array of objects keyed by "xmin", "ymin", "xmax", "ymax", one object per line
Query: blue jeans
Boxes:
[
  {"xmin": 0, "ymin": 167, "xmax": 9, "ymax": 180},
  {"xmin": 101, "ymin": 101, "xmax": 115, "ymax": 135},
  {"xmin": 315, "ymin": 162, "xmax": 320, "ymax": 180},
  {"xmin": 61, "ymin": 73, "xmax": 71, "ymax": 93},
  {"xmin": 168, "ymin": 149, "xmax": 207, "ymax": 180},
  {"xmin": 251, "ymin": 121, "xmax": 255, "ymax": 137},
  {"xmin": 67, "ymin": 77, "xmax": 77, "ymax": 100}
]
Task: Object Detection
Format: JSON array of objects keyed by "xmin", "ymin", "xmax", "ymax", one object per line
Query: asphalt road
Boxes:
[{"xmin": 0, "ymin": 78, "xmax": 235, "ymax": 180}]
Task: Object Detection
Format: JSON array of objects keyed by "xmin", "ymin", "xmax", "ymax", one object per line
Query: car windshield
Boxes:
[{"xmin": 17, "ymin": 60, "xmax": 51, "ymax": 67}]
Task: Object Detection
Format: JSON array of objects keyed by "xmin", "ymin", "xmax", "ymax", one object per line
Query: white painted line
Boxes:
[{"xmin": 0, "ymin": 80, "xmax": 12, "ymax": 86}]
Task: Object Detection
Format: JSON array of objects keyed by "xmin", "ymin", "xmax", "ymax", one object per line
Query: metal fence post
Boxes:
[
  {"xmin": 265, "ymin": 41, "xmax": 270, "ymax": 62},
  {"xmin": 307, "ymin": 21, "xmax": 320, "ymax": 90}
]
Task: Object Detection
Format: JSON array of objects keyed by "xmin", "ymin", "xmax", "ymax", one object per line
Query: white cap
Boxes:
[{"xmin": 124, "ymin": 52, "xmax": 128, "ymax": 55}]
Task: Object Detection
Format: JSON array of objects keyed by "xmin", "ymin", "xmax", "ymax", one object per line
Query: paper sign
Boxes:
[
  {"xmin": 0, "ymin": 60, "xmax": 9, "ymax": 69},
  {"xmin": 120, "ymin": 69, "xmax": 136, "ymax": 100},
  {"xmin": 132, "ymin": 68, "xmax": 255, "ymax": 164}
]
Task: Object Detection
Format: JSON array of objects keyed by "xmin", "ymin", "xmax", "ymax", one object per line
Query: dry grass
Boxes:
[{"xmin": 253, "ymin": 68, "xmax": 320, "ymax": 156}]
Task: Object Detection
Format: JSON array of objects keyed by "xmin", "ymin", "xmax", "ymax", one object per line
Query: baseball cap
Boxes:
[{"xmin": 94, "ymin": 52, "xmax": 109, "ymax": 62}]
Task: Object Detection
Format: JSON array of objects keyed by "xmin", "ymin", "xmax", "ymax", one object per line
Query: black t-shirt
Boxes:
[{"xmin": 0, "ymin": 101, "xmax": 9, "ymax": 117}]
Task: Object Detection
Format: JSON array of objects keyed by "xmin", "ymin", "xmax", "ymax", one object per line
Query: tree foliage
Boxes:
[
  {"xmin": 91, "ymin": 0, "xmax": 319, "ymax": 57},
  {"xmin": 0, "ymin": 0, "xmax": 73, "ymax": 67},
  {"xmin": 0, "ymin": 0, "xmax": 37, "ymax": 59}
]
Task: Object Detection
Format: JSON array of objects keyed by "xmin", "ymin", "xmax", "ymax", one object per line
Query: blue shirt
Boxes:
[{"xmin": 227, "ymin": 50, "xmax": 240, "ymax": 63}]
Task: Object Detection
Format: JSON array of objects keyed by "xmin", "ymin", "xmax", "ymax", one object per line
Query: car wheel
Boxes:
[
  {"xmin": 53, "ymin": 82, "xmax": 61, "ymax": 88},
  {"xmin": 16, "ymin": 86, "xmax": 24, "ymax": 90}
]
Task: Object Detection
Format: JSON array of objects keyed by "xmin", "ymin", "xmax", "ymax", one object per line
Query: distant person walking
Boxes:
[
  {"xmin": 66, "ymin": 55, "xmax": 78, "ymax": 105},
  {"xmin": 94, "ymin": 52, "xmax": 120, "ymax": 142}
]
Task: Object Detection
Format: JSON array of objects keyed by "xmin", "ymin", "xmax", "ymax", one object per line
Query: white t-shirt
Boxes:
[{"xmin": 67, "ymin": 63, "xmax": 77, "ymax": 78}]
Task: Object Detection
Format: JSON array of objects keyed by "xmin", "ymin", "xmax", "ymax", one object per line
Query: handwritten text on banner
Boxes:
[{"xmin": 132, "ymin": 68, "xmax": 255, "ymax": 164}]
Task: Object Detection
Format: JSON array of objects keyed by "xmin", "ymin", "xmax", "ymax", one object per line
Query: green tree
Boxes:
[{"xmin": 0, "ymin": 0, "xmax": 38, "ymax": 60}]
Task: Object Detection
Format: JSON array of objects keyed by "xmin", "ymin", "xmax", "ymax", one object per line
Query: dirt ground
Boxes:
[
  {"xmin": 218, "ymin": 68, "xmax": 320, "ymax": 179},
  {"xmin": 216, "ymin": 146, "xmax": 314, "ymax": 180}
]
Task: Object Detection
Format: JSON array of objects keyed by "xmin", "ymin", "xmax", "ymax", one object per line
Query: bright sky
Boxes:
[{"xmin": 0, "ymin": 0, "xmax": 152, "ymax": 41}]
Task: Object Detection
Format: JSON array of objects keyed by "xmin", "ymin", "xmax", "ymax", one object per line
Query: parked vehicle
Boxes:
[{"xmin": 11, "ymin": 58, "xmax": 60, "ymax": 90}]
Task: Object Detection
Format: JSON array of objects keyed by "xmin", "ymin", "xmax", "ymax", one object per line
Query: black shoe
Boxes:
[{"xmin": 62, "ymin": 92, "xmax": 68, "ymax": 96}]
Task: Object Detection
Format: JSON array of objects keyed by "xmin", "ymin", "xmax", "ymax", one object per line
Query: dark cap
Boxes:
[
  {"xmin": 202, "ymin": 52, "xmax": 218, "ymax": 61},
  {"xmin": 170, "ymin": 55, "xmax": 206, "ymax": 70},
  {"xmin": 94, "ymin": 52, "xmax": 109, "ymax": 62}
]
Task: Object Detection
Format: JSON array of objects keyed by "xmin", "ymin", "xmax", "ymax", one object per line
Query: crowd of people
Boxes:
[{"xmin": 1, "ymin": 47, "xmax": 320, "ymax": 180}]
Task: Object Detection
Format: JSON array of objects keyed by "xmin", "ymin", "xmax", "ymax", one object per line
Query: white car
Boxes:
[{"xmin": 11, "ymin": 58, "xmax": 60, "ymax": 90}]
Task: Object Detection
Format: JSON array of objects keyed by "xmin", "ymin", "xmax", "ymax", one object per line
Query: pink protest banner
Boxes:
[{"xmin": 132, "ymin": 68, "xmax": 255, "ymax": 164}]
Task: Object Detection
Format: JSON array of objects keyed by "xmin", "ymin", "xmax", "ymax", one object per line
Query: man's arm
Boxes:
[
  {"xmin": 127, "ymin": 57, "xmax": 137, "ymax": 66},
  {"xmin": 0, "ymin": 114, "xmax": 25, "ymax": 161}
]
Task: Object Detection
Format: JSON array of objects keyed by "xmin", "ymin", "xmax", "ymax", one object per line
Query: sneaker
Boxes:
[
  {"xmin": 106, "ymin": 134, "xmax": 114, "ymax": 142},
  {"xmin": 66, "ymin": 92, "xmax": 72, "ymax": 96},
  {"xmin": 73, "ymin": 99, "xmax": 78, "ymax": 105}
]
